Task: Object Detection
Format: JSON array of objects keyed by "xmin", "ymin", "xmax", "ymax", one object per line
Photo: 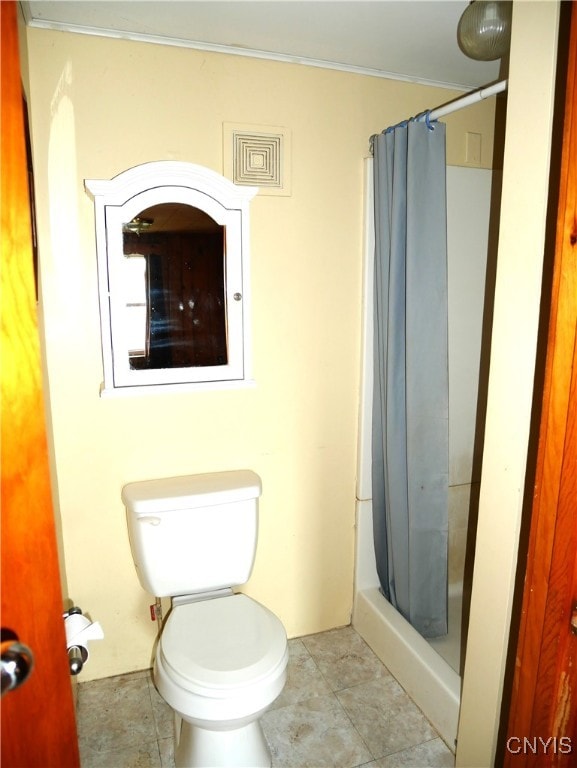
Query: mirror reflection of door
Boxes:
[{"xmin": 122, "ymin": 203, "xmax": 227, "ymax": 370}]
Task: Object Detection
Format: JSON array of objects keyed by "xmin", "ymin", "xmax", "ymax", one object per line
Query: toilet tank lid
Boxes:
[{"xmin": 121, "ymin": 470, "xmax": 262, "ymax": 514}]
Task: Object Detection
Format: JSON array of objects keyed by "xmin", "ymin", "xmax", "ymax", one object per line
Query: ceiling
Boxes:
[{"xmin": 21, "ymin": 1, "xmax": 502, "ymax": 91}]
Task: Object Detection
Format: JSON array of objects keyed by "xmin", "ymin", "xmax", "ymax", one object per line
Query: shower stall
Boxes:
[{"xmin": 353, "ymin": 158, "xmax": 496, "ymax": 750}]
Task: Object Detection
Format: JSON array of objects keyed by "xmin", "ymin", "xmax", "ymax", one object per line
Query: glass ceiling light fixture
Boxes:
[{"xmin": 457, "ymin": 1, "xmax": 512, "ymax": 61}]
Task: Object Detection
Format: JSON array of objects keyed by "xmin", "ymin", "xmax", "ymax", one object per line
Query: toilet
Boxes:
[{"xmin": 122, "ymin": 470, "xmax": 288, "ymax": 768}]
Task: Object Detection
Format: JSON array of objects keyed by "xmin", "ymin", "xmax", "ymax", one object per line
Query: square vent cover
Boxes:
[{"xmin": 224, "ymin": 123, "xmax": 291, "ymax": 196}]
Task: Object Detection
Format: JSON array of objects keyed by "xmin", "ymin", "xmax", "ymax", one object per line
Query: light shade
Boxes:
[{"xmin": 457, "ymin": 1, "xmax": 512, "ymax": 61}]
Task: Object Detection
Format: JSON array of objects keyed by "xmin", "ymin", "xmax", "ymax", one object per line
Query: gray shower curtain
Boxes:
[{"xmin": 371, "ymin": 119, "xmax": 449, "ymax": 639}]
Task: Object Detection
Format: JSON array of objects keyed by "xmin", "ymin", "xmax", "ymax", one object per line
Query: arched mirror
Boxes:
[
  {"xmin": 122, "ymin": 203, "xmax": 227, "ymax": 371},
  {"xmin": 86, "ymin": 162, "xmax": 257, "ymax": 394}
]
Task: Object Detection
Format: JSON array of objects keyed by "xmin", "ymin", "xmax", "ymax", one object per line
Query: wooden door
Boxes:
[
  {"xmin": 503, "ymin": 3, "xmax": 577, "ymax": 765},
  {"xmin": 0, "ymin": 3, "xmax": 80, "ymax": 766}
]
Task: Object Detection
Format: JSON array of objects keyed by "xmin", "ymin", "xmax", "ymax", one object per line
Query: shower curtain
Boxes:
[{"xmin": 371, "ymin": 119, "xmax": 449, "ymax": 638}]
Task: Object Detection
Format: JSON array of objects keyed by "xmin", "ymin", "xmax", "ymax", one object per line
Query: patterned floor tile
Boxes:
[
  {"xmin": 79, "ymin": 741, "xmax": 162, "ymax": 768},
  {"xmin": 77, "ymin": 671, "xmax": 156, "ymax": 755},
  {"xmin": 302, "ymin": 626, "xmax": 391, "ymax": 691},
  {"xmin": 77, "ymin": 627, "xmax": 452, "ymax": 768},
  {"xmin": 336, "ymin": 677, "xmax": 437, "ymax": 759},
  {"xmin": 262, "ymin": 693, "xmax": 373, "ymax": 768},
  {"xmin": 271, "ymin": 639, "xmax": 333, "ymax": 709},
  {"xmin": 376, "ymin": 737, "xmax": 454, "ymax": 767}
]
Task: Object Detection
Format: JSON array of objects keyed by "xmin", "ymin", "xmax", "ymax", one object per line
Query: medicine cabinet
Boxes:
[{"xmin": 85, "ymin": 162, "xmax": 257, "ymax": 395}]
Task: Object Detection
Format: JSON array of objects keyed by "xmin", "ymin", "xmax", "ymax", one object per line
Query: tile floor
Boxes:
[{"xmin": 77, "ymin": 626, "xmax": 455, "ymax": 768}]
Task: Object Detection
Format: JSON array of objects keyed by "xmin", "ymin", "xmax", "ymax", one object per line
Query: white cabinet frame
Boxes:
[{"xmin": 85, "ymin": 162, "xmax": 257, "ymax": 395}]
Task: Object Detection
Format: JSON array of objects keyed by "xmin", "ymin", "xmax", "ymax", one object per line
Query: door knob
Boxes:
[{"xmin": 1, "ymin": 631, "xmax": 34, "ymax": 696}]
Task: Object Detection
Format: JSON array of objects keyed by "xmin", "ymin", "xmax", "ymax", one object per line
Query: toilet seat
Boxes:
[{"xmin": 160, "ymin": 594, "xmax": 287, "ymax": 697}]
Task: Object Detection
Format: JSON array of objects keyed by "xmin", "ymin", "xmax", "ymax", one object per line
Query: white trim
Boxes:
[
  {"xmin": 24, "ymin": 17, "xmax": 472, "ymax": 92},
  {"xmin": 85, "ymin": 162, "xmax": 257, "ymax": 209}
]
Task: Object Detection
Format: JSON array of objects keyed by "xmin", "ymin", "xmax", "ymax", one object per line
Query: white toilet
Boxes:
[{"xmin": 122, "ymin": 470, "xmax": 288, "ymax": 768}]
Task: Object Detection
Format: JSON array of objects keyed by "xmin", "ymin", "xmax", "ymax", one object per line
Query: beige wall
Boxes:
[{"xmin": 25, "ymin": 27, "xmax": 495, "ymax": 681}]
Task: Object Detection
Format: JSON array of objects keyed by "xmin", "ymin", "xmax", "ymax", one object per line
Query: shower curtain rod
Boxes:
[
  {"xmin": 371, "ymin": 79, "xmax": 507, "ymax": 149},
  {"xmin": 427, "ymin": 79, "xmax": 507, "ymax": 122}
]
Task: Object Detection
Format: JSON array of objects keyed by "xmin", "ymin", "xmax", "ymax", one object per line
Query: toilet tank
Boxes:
[{"xmin": 122, "ymin": 470, "xmax": 262, "ymax": 597}]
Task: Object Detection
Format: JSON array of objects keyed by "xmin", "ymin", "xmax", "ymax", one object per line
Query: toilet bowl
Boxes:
[
  {"xmin": 122, "ymin": 471, "xmax": 288, "ymax": 768},
  {"xmin": 155, "ymin": 594, "xmax": 288, "ymax": 767}
]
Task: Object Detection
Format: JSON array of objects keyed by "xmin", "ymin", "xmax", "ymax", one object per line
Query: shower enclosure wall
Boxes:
[{"xmin": 353, "ymin": 160, "xmax": 493, "ymax": 750}]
